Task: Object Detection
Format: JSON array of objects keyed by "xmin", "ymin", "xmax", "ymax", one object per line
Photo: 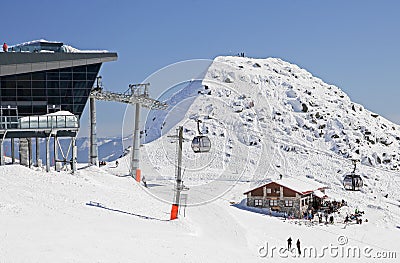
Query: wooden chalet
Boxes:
[{"xmin": 244, "ymin": 177, "xmax": 327, "ymax": 218}]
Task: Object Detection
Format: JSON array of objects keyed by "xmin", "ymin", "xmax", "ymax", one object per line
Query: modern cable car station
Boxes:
[
  {"xmin": 0, "ymin": 40, "xmax": 167, "ymax": 177},
  {"xmin": 0, "ymin": 40, "xmax": 117, "ymax": 171}
]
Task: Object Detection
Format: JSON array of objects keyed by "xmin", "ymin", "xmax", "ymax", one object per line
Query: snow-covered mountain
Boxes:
[
  {"xmin": 144, "ymin": 56, "xmax": 400, "ymax": 173},
  {"xmin": 139, "ymin": 55, "xmax": 400, "ymax": 208}
]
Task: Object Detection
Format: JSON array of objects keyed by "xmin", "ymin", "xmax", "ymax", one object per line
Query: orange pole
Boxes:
[
  {"xmin": 170, "ymin": 204, "xmax": 179, "ymax": 220},
  {"xmin": 135, "ymin": 168, "xmax": 141, "ymax": 182}
]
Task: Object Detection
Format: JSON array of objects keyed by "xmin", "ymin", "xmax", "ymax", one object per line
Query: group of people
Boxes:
[
  {"xmin": 303, "ymin": 209, "xmax": 335, "ymax": 224},
  {"xmin": 287, "ymin": 237, "xmax": 301, "ymax": 255},
  {"xmin": 320, "ymin": 199, "xmax": 347, "ymax": 214},
  {"xmin": 344, "ymin": 208, "xmax": 366, "ymax": 225},
  {"xmin": 300, "ymin": 198, "xmax": 350, "ymax": 225}
]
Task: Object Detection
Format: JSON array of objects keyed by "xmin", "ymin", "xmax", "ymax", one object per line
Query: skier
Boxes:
[
  {"xmin": 2, "ymin": 42, "xmax": 8, "ymax": 52},
  {"xmin": 296, "ymin": 239, "xmax": 301, "ymax": 255},
  {"xmin": 287, "ymin": 237, "xmax": 292, "ymax": 250},
  {"xmin": 345, "ymin": 214, "xmax": 349, "ymax": 223},
  {"xmin": 142, "ymin": 175, "xmax": 147, "ymax": 188},
  {"xmin": 115, "ymin": 160, "xmax": 119, "ymax": 167}
]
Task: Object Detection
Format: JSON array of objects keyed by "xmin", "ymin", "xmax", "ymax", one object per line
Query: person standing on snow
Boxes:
[
  {"xmin": 287, "ymin": 237, "xmax": 292, "ymax": 250},
  {"xmin": 3, "ymin": 42, "xmax": 8, "ymax": 52},
  {"xmin": 296, "ymin": 239, "xmax": 301, "ymax": 255}
]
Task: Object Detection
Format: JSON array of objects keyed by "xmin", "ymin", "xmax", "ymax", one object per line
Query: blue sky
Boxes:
[{"xmin": 2, "ymin": 0, "xmax": 400, "ymax": 136}]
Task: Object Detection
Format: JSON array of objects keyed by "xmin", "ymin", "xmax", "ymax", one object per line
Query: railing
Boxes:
[
  {"xmin": 0, "ymin": 115, "xmax": 79, "ymax": 130},
  {"xmin": 0, "ymin": 116, "xmax": 19, "ymax": 129}
]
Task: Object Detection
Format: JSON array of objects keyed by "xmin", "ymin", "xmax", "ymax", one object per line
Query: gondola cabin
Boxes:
[
  {"xmin": 343, "ymin": 174, "xmax": 363, "ymax": 191},
  {"xmin": 191, "ymin": 135, "xmax": 211, "ymax": 153},
  {"xmin": 343, "ymin": 160, "xmax": 363, "ymax": 191}
]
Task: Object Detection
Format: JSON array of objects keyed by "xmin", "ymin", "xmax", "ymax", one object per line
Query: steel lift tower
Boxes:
[{"xmin": 89, "ymin": 79, "xmax": 167, "ymax": 180}]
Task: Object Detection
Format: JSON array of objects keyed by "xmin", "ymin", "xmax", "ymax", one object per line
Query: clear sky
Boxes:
[{"xmin": 2, "ymin": 0, "xmax": 399, "ymax": 137}]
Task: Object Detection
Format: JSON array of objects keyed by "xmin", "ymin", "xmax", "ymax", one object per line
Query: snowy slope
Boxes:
[
  {"xmin": 145, "ymin": 56, "xmax": 400, "ymax": 172},
  {"xmin": 139, "ymin": 56, "xmax": 400, "ymax": 204},
  {"xmin": 1, "ymin": 162, "xmax": 399, "ymax": 262}
]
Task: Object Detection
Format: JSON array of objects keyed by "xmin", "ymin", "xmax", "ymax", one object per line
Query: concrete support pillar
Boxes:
[
  {"xmin": 54, "ymin": 136, "xmax": 59, "ymax": 172},
  {"xmin": 46, "ymin": 135, "xmax": 50, "ymax": 172},
  {"xmin": 89, "ymin": 97, "xmax": 98, "ymax": 166},
  {"xmin": 35, "ymin": 137, "xmax": 40, "ymax": 167},
  {"xmin": 28, "ymin": 138, "xmax": 32, "ymax": 168},
  {"xmin": 19, "ymin": 138, "xmax": 29, "ymax": 166},
  {"xmin": 11, "ymin": 138, "xmax": 15, "ymax": 164},
  {"xmin": 130, "ymin": 103, "xmax": 141, "ymax": 178},
  {"xmin": 71, "ymin": 137, "xmax": 77, "ymax": 173},
  {"xmin": 0, "ymin": 138, "xmax": 4, "ymax": 166}
]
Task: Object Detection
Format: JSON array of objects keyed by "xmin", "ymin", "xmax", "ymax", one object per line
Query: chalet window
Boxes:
[
  {"xmin": 269, "ymin": 199, "xmax": 278, "ymax": 206},
  {"xmin": 274, "ymin": 188, "xmax": 280, "ymax": 194},
  {"xmin": 266, "ymin": 188, "xmax": 271, "ymax": 194},
  {"xmin": 285, "ymin": 200, "xmax": 293, "ymax": 207},
  {"xmin": 254, "ymin": 199, "xmax": 263, "ymax": 207}
]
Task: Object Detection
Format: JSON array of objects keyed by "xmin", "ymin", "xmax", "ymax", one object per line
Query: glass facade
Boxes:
[{"xmin": 0, "ymin": 63, "xmax": 101, "ymax": 117}]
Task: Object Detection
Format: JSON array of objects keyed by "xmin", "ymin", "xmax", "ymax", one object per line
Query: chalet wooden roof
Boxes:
[{"xmin": 244, "ymin": 177, "xmax": 327, "ymax": 195}]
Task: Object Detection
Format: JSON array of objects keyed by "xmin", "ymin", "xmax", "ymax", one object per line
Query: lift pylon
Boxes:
[{"xmin": 89, "ymin": 79, "xmax": 167, "ymax": 181}]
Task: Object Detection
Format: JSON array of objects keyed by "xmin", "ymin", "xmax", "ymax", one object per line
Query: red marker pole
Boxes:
[{"xmin": 135, "ymin": 168, "xmax": 141, "ymax": 183}]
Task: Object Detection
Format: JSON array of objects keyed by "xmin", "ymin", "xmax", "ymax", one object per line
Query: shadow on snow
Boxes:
[
  {"xmin": 231, "ymin": 199, "xmax": 285, "ymax": 218},
  {"xmin": 86, "ymin": 201, "xmax": 169, "ymax": 221}
]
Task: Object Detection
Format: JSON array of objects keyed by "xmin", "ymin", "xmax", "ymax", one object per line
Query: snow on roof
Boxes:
[
  {"xmin": 46, "ymin": 110, "xmax": 75, "ymax": 116},
  {"xmin": 9, "ymin": 39, "xmax": 109, "ymax": 53},
  {"xmin": 275, "ymin": 177, "xmax": 327, "ymax": 194},
  {"xmin": 13, "ymin": 39, "xmax": 62, "ymax": 46},
  {"xmin": 61, "ymin": 45, "xmax": 109, "ymax": 53},
  {"xmin": 313, "ymin": 189, "xmax": 327, "ymax": 199},
  {"xmin": 244, "ymin": 176, "xmax": 327, "ymax": 195}
]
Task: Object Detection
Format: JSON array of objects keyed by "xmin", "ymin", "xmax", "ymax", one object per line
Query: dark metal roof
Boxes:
[{"xmin": 0, "ymin": 52, "xmax": 117, "ymax": 76}]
